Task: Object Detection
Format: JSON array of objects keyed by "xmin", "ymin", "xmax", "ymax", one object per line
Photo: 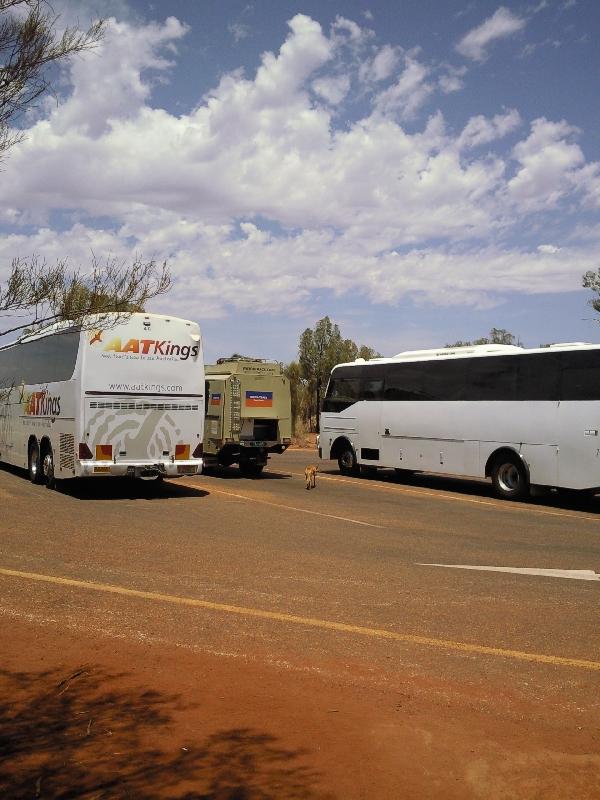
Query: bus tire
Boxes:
[
  {"xmin": 491, "ymin": 455, "xmax": 528, "ymax": 501},
  {"xmin": 28, "ymin": 440, "xmax": 42, "ymax": 484},
  {"xmin": 41, "ymin": 443, "xmax": 56, "ymax": 489},
  {"xmin": 337, "ymin": 445, "xmax": 357, "ymax": 476}
]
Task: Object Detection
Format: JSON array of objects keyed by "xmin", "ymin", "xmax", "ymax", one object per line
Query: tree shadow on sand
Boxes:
[{"xmin": 0, "ymin": 664, "xmax": 334, "ymax": 799}]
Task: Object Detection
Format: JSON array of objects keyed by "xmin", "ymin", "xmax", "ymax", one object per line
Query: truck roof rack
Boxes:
[{"xmin": 215, "ymin": 356, "xmax": 279, "ymax": 365}]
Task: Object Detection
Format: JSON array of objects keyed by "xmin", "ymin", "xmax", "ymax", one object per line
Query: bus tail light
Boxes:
[
  {"xmin": 96, "ymin": 444, "xmax": 113, "ymax": 461},
  {"xmin": 175, "ymin": 444, "xmax": 190, "ymax": 460},
  {"xmin": 192, "ymin": 442, "xmax": 203, "ymax": 458},
  {"xmin": 78, "ymin": 443, "xmax": 93, "ymax": 460}
]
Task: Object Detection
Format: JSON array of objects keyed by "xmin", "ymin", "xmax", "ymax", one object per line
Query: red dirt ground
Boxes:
[{"xmin": 1, "ymin": 614, "xmax": 599, "ymax": 799}]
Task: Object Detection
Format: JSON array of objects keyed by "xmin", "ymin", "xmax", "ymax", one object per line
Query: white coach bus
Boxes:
[
  {"xmin": 0, "ymin": 312, "xmax": 205, "ymax": 487},
  {"xmin": 319, "ymin": 343, "xmax": 600, "ymax": 500}
]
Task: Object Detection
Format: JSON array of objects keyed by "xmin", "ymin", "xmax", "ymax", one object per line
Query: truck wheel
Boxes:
[
  {"xmin": 491, "ymin": 455, "xmax": 528, "ymax": 500},
  {"xmin": 28, "ymin": 440, "xmax": 42, "ymax": 484},
  {"xmin": 239, "ymin": 462, "xmax": 264, "ymax": 477}
]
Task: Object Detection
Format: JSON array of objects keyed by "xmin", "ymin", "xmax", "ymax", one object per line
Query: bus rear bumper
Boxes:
[{"xmin": 77, "ymin": 460, "xmax": 203, "ymax": 478}]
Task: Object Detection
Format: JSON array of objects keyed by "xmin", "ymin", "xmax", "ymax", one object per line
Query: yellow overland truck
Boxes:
[{"xmin": 203, "ymin": 358, "xmax": 292, "ymax": 475}]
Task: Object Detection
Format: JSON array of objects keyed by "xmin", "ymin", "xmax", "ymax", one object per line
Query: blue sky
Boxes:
[{"xmin": 1, "ymin": 0, "xmax": 599, "ymax": 361}]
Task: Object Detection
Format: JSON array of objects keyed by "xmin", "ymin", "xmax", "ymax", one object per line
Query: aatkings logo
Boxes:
[
  {"xmin": 23, "ymin": 389, "xmax": 61, "ymax": 417},
  {"xmin": 89, "ymin": 332, "xmax": 199, "ymax": 361}
]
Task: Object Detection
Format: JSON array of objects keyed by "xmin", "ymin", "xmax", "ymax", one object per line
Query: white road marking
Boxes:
[
  {"xmin": 183, "ymin": 482, "xmax": 383, "ymax": 528},
  {"xmin": 418, "ymin": 564, "xmax": 600, "ymax": 581}
]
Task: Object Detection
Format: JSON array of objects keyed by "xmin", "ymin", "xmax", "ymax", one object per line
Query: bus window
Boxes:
[
  {"xmin": 420, "ymin": 360, "xmax": 466, "ymax": 401},
  {"xmin": 384, "ymin": 363, "xmax": 425, "ymax": 401},
  {"xmin": 559, "ymin": 350, "xmax": 600, "ymax": 400},
  {"xmin": 465, "ymin": 356, "xmax": 518, "ymax": 401},
  {"xmin": 323, "ymin": 373, "xmax": 361, "ymax": 412},
  {"xmin": 518, "ymin": 352, "xmax": 560, "ymax": 401},
  {"xmin": 362, "ymin": 377, "xmax": 383, "ymax": 401}
]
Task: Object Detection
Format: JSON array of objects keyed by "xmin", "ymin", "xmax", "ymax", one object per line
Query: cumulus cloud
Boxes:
[
  {"xmin": 0, "ymin": 12, "xmax": 598, "ymax": 321},
  {"xmin": 371, "ymin": 55, "xmax": 433, "ymax": 120},
  {"xmin": 359, "ymin": 44, "xmax": 400, "ymax": 82},
  {"xmin": 438, "ymin": 65, "xmax": 467, "ymax": 94},
  {"xmin": 507, "ymin": 118, "xmax": 586, "ymax": 211},
  {"xmin": 312, "ymin": 74, "xmax": 351, "ymax": 104},
  {"xmin": 457, "ymin": 108, "xmax": 521, "ymax": 149},
  {"xmin": 456, "ymin": 6, "xmax": 526, "ymax": 61}
]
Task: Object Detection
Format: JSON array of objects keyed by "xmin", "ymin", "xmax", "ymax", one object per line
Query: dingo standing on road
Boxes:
[{"xmin": 305, "ymin": 464, "xmax": 318, "ymax": 490}]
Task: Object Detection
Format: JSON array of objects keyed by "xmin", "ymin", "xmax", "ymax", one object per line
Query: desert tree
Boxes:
[
  {"xmin": 296, "ymin": 317, "xmax": 380, "ymax": 432},
  {"xmin": 446, "ymin": 328, "xmax": 523, "ymax": 348},
  {"xmin": 0, "ymin": 254, "xmax": 171, "ymax": 339},
  {"xmin": 0, "ymin": 5, "xmax": 174, "ymax": 340},
  {"xmin": 583, "ymin": 269, "xmax": 600, "ymax": 314},
  {"xmin": 0, "ymin": 0, "xmax": 104, "ymax": 157}
]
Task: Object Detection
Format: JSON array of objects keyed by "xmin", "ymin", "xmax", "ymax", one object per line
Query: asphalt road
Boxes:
[{"xmin": 1, "ymin": 449, "xmax": 599, "ymax": 798}]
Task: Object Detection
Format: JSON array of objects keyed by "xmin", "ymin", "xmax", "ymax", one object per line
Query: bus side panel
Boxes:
[
  {"xmin": 0, "ymin": 388, "xmax": 24, "ymax": 469},
  {"xmin": 379, "ymin": 401, "xmax": 468, "ymax": 474},
  {"xmin": 321, "ymin": 411, "xmax": 358, "ymax": 460},
  {"xmin": 3, "ymin": 380, "xmax": 78, "ymax": 476},
  {"xmin": 557, "ymin": 401, "xmax": 600, "ymax": 489}
]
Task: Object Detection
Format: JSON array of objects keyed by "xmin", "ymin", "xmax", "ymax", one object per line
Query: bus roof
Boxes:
[
  {"xmin": 2, "ymin": 312, "xmax": 198, "ymax": 349},
  {"xmin": 333, "ymin": 341, "xmax": 600, "ymax": 369}
]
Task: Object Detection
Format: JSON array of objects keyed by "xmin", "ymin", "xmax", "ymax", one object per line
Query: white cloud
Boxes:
[
  {"xmin": 360, "ymin": 44, "xmax": 400, "ymax": 82},
  {"xmin": 312, "ymin": 74, "xmax": 351, "ymax": 104},
  {"xmin": 537, "ymin": 244, "xmax": 560, "ymax": 253},
  {"xmin": 507, "ymin": 118, "xmax": 586, "ymax": 211},
  {"xmin": 456, "ymin": 6, "xmax": 527, "ymax": 61},
  {"xmin": 438, "ymin": 65, "xmax": 467, "ymax": 94},
  {"xmin": 371, "ymin": 56, "xmax": 433, "ymax": 120},
  {"xmin": 52, "ymin": 16, "xmax": 188, "ymax": 137},
  {"xmin": 228, "ymin": 22, "xmax": 250, "ymax": 42},
  {"xmin": 0, "ymin": 12, "xmax": 598, "ymax": 322},
  {"xmin": 457, "ymin": 108, "xmax": 521, "ymax": 149}
]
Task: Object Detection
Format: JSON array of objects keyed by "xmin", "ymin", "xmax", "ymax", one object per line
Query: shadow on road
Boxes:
[
  {"xmin": 0, "ymin": 664, "xmax": 333, "ymax": 800},
  {"xmin": 0, "ymin": 463, "xmax": 210, "ymax": 502},
  {"xmin": 319, "ymin": 463, "xmax": 600, "ymax": 514},
  {"xmin": 55, "ymin": 478, "xmax": 210, "ymax": 502},
  {"xmin": 203, "ymin": 466, "xmax": 291, "ymax": 481}
]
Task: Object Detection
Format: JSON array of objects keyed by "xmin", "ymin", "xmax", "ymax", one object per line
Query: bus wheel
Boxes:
[
  {"xmin": 42, "ymin": 445, "xmax": 56, "ymax": 489},
  {"xmin": 491, "ymin": 456, "xmax": 528, "ymax": 500},
  {"xmin": 239, "ymin": 462, "xmax": 264, "ymax": 477},
  {"xmin": 337, "ymin": 445, "xmax": 357, "ymax": 476},
  {"xmin": 28, "ymin": 440, "xmax": 42, "ymax": 484}
]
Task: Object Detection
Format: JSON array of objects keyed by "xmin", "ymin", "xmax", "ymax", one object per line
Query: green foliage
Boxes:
[
  {"xmin": 583, "ymin": 269, "xmax": 600, "ymax": 313},
  {"xmin": 293, "ymin": 316, "xmax": 380, "ymax": 432},
  {"xmin": 446, "ymin": 328, "xmax": 522, "ymax": 348},
  {"xmin": 0, "ymin": 254, "xmax": 171, "ymax": 339},
  {"xmin": 0, "ymin": 1, "xmax": 105, "ymax": 159},
  {"xmin": 283, "ymin": 361, "xmax": 303, "ymax": 436}
]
